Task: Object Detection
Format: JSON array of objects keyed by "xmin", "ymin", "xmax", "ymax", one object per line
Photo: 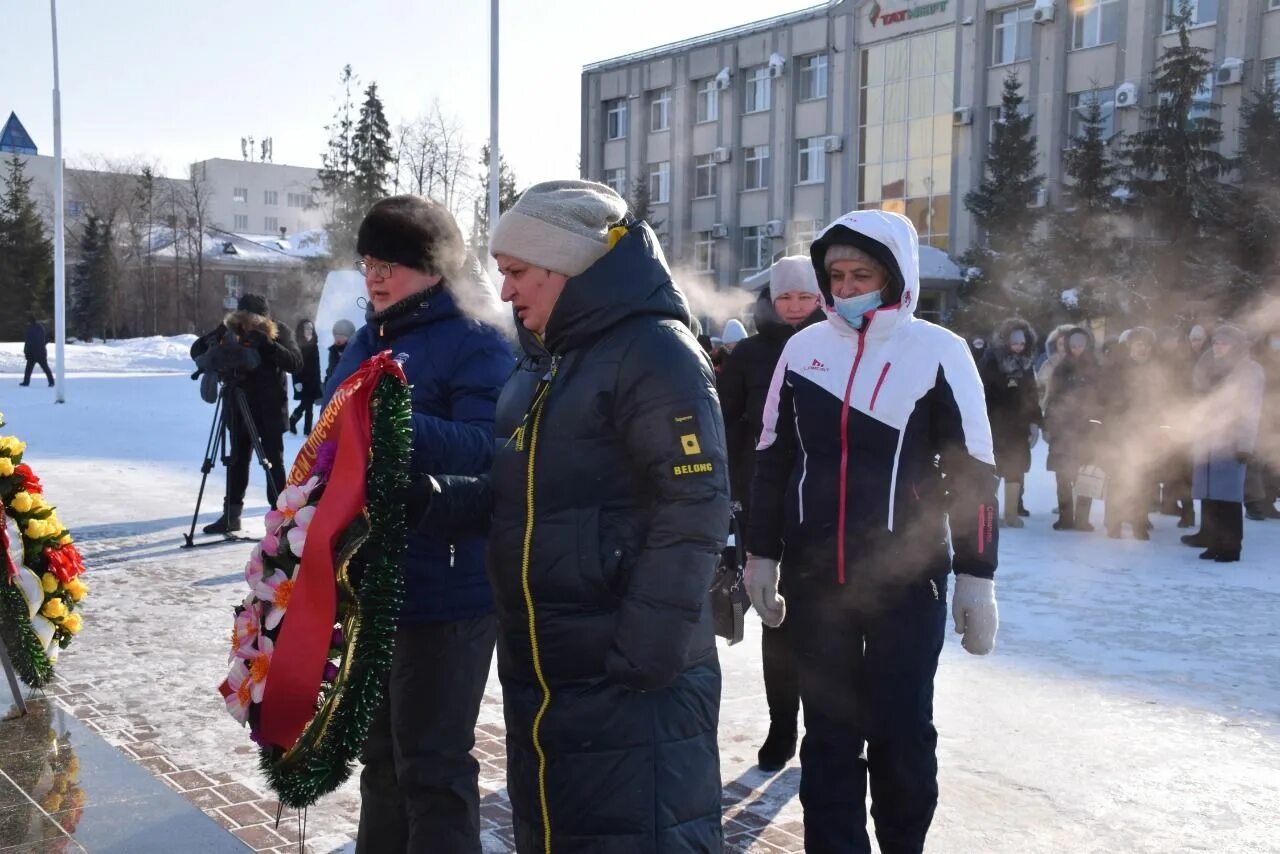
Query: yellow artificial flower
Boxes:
[
  {"xmin": 0, "ymin": 437, "xmax": 25, "ymax": 457},
  {"xmin": 62, "ymin": 613, "xmax": 82, "ymax": 635},
  {"xmin": 29, "ymin": 493, "xmax": 48, "ymax": 511},
  {"xmin": 41, "ymin": 573, "xmax": 58, "ymax": 594},
  {"xmin": 44, "ymin": 513, "xmax": 61, "ymax": 533},
  {"xmin": 65, "ymin": 579, "xmax": 87, "ymax": 602},
  {"xmin": 25, "ymin": 519, "xmax": 45, "ymax": 539},
  {"xmin": 9, "ymin": 491, "xmax": 32, "ymax": 514},
  {"xmin": 58, "ymin": 534, "xmax": 73, "ymax": 546},
  {"xmin": 0, "ymin": 457, "xmax": 12, "ymax": 477},
  {"xmin": 41, "ymin": 598, "xmax": 67, "ymax": 620}
]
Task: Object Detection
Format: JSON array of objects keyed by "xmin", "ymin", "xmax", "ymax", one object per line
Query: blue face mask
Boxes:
[{"xmin": 832, "ymin": 290, "xmax": 882, "ymax": 329}]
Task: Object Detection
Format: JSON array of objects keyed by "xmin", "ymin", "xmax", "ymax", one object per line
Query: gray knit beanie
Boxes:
[
  {"xmin": 489, "ymin": 180, "xmax": 628, "ymax": 277},
  {"xmin": 332, "ymin": 318, "xmax": 356, "ymax": 338},
  {"xmin": 768, "ymin": 255, "xmax": 822, "ymax": 304}
]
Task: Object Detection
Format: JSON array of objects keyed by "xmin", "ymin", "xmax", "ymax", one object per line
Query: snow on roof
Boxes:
[
  {"xmin": 144, "ymin": 227, "xmax": 312, "ymax": 266},
  {"xmin": 918, "ymin": 245, "xmax": 963, "ymax": 281}
]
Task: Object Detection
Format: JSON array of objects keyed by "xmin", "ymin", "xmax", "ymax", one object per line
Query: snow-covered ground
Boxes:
[
  {"xmin": 0, "ymin": 358, "xmax": 1277, "ymax": 853},
  {"xmin": 0, "ymin": 335, "xmax": 197, "ymax": 375}
]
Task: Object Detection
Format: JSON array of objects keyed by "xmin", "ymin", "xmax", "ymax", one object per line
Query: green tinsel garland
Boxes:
[
  {"xmin": 0, "ymin": 582, "xmax": 54, "ymax": 688},
  {"xmin": 259, "ymin": 372, "xmax": 412, "ymax": 809}
]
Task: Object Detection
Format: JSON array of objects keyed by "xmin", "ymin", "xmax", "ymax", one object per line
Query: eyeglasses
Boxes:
[{"xmin": 356, "ymin": 259, "xmax": 399, "ymax": 279}]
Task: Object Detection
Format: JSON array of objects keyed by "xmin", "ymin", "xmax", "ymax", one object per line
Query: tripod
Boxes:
[{"xmin": 183, "ymin": 378, "xmax": 281, "ymax": 548}]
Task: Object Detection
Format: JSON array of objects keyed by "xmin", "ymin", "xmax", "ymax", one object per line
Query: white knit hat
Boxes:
[
  {"xmin": 768, "ymin": 255, "xmax": 822, "ymax": 304},
  {"xmin": 489, "ymin": 180, "xmax": 628, "ymax": 277},
  {"xmin": 722, "ymin": 319, "xmax": 748, "ymax": 344}
]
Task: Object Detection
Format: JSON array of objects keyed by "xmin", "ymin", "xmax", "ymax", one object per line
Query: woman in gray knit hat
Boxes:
[{"xmin": 422, "ymin": 180, "xmax": 729, "ymax": 851}]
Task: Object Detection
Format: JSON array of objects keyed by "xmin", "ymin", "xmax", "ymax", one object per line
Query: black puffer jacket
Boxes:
[
  {"xmin": 190, "ymin": 309, "xmax": 303, "ymax": 431},
  {"xmin": 489, "ymin": 222, "xmax": 729, "ymax": 852},
  {"xmin": 717, "ymin": 292, "xmax": 824, "ymax": 517},
  {"xmin": 979, "ymin": 318, "xmax": 1042, "ymax": 479},
  {"xmin": 292, "ymin": 321, "xmax": 323, "ymax": 403},
  {"xmin": 1044, "ymin": 327, "xmax": 1102, "ymax": 474}
]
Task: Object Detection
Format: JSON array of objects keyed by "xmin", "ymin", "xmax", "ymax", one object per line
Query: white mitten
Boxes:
[
  {"xmin": 951, "ymin": 575, "xmax": 998, "ymax": 655},
  {"xmin": 1029, "ymin": 424, "xmax": 1041, "ymax": 449},
  {"xmin": 744, "ymin": 556, "xmax": 785, "ymax": 628}
]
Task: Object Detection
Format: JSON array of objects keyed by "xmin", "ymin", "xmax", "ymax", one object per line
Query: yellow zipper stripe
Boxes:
[{"xmin": 520, "ymin": 390, "xmax": 553, "ymax": 853}]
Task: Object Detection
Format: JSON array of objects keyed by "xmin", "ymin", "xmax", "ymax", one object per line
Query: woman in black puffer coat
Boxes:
[
  {"xmin": 1044, "ymin": 326, "xmax": 1102, "ymax": 531},
  {"xmin": 979, "ymin": 318, "xmax": 1042, "ymax": 527},
  {"xmin": 425, "ymin": 180, "xmax": 730, "ymax": 852},
  {"xmin": 288, "ymin": 319, "xmax": 323, "ymax": 434}
]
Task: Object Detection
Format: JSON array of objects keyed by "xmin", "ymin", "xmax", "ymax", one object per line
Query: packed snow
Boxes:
[
  {"xmin": 0, "ymin": 335, "xmax": 196, "ymax": 375},
  {"xmin": 0, "ymin": 341, "xmax": 1276, "ymax": 853}
]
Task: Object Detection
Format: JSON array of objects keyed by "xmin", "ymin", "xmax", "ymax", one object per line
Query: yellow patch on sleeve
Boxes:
[{"xmin": 680, "ymin": 434, "xmax": 702, "ymax": 456}]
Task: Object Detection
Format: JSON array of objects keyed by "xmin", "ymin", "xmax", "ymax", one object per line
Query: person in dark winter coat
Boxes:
[
  {"xmin": 718, "ymin": 255, "xmax": 824, "ymax": 774},
  {"xmin": 1044, "ymin": 327, "xmax": 1103, "ymax": 531},
  {"xmin": 747, "ymin": 210, "xmax": 999, "ymax": 854},
  {"xmin": 479, "ymin": 180, "xmax": 728, "ymax": 852},
  {"xmin": 20, "ymin": 316, "xmax": 53, "ymax": 387},
  {"xmin": 979, "ymin": 319, "xmax": 1042, "ymax": 528},
  {"xmin": 288, "ymin": 319, "xmax": 322, "ymax": 434},
  {"xmin": 1181, "ymin": 325, "xmax": 1264, "ymax": 562},
  {"xmin": 324, "ymin": 196, "xmax": 512, "ymax": 853},
  {"xmin": 1100, "ymin": 327, "xmax": 1166, "ymax": 539},
  {"xmin": 190, "ymin": 294, "xmax": 303, "ymax": 533},
  {"xmin": 325, "ymin": 318, "xmax": 355, "ymax": 386},
  {"xmin": 1245, "ymin": 330, "xmax": 1280, "ymax": 520}
]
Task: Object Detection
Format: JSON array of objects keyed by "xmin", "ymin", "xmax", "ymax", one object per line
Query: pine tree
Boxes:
[
  {"xmin": 0, "ymin": 154, "xmax": 54, "ymax": 340},
  {"xmin": 316, "ymin": 65, "xmax": 362, "ymax": 262},
  {"xmin": 70, "ymin": 214, "xmax": 112, "ymax": 340},
  {"xmin": 1231, "ymin": 84, "xmax": 1280, "ymax": 310},
  {"xmin": 627, "ymin": 176, "xmax": 664, "ymax": 231},
  {"xmin": 470, "ymin": 143, "xmax": 521, "ymax": 253},
  {"xmin": 1042, "ymin": 95, "xmax": 1122, "ymax": 320},
  {"xmin": 352, "ymin": 82, "xmax": 394, "ymax": 213},
  {"xmin": 957, "ymin": 73, "xmax": 1045, "ymax": 330},
  {"xmin": 1121, "ymin": 1, "xmax": 1235, "ymax": 297}
]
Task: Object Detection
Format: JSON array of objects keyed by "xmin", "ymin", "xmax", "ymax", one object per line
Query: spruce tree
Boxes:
[
  {"xmin": 1043, "ymin": 95, "xmax": 1122, "ymax": 319},
  {"xmin": 957, "ymin": 73, "xmax": 1045, "ymax": 330},
  {"xmin": 1121, "ymin": 1, "xmax": 1235, "ymax": 296},
  {"xmin": 70, "ymin": 214, "xmax": 111, "ymax": 340},
  {"xmin": 352, "ymin": 82, "xmax": 394, "ymax": 213},
  {"xmin": 316, "ymin": 65, "xmax": 361, "ymax": 261},
  {"xmin": 1232, "ymin": 84, "xmax": 1280, "ymax": 309},
  {"xmin": 0, "ymin": 154, "xmax": 54, "ymax": 340},
  {"xmin": 470, "ymin": 143, "xmax": 521, "ymax": 253},
  {"xmin": 627, "ymin": 176, "xmax": 663, "ymax": 231}
]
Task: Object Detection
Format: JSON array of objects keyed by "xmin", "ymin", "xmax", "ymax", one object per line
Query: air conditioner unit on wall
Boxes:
[
  {"xmin": 1217, "ymin": 57, "xmax": 1244, "ymax": 86},
  {"xmin": 768, "ymin": 53, "xmax": 786, "ymax": 78},
  {"xmin": 711, "ymin": 224, "xmax": 729, "ymax": 239},
  {"xmin": 1032, "ymin": 0, "xmax": 1056, "ymax": 24},
  {"xmin": 715, "ymin": 67, "xmax": 732, "ymax": 91},
  {"xmin": 1029, "ymin": 188, "xmax": 1048, "ymax": 208},
  {"xmin": 1115, "ymin": 82, "xmax": 1139, "ymax": 108},
  {"xmin": 823, "ymin": 135, "xmax": 844, "ymax": 153},
  {"xmin": 764, "ymin": 220, "xmax": 785, "ymax": 238},
  {"xmin": 713, "ymin": 147, "xmax": 732, "ymax": 164},
  {"xmin": 953, "ymin": 107, "xmax": 973, "ymax": 126}
]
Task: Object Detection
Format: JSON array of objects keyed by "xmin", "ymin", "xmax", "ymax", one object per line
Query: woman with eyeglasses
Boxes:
[{"xmin": 324, "ymin": 195, "xmax": 513, "ymax": 854}]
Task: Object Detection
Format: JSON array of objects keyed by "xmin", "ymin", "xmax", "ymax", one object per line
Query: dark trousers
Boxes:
[
  {"xmin": 22, "ymin": 356, "xmax": 53, "ymax": 386},
  {"xmin": 289, "ymin": 401, "xmax": 315, "ymax": 434},
  {"xmin": 225, "ymin": 417, "xmax": 285, "ymax": 507},
  {"xmin": 357, "ymin": 615, "xmax": 497, "ymax": 854},
  {"xmin": 1202, "ymin": 499, "xmax": 1244, "ymax": 556},
  {"xmin": 790, "ymin": 577, "xmax": 947, "ymax": 854},
  {"xmin": 762, "ymin": 621, "xmax": 800, "ymax": 729}
]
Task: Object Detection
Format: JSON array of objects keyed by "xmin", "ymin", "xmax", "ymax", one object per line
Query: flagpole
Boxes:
[
  {"xmin": 488, "ymin": 0, "xmax": 500, "ymax": 241},
  {"xmin": 51, "ymin": 0, "xmax": 67, "ymax": 404}
]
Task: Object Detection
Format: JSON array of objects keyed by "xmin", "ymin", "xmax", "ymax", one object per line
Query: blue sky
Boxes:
[{"xmin": 4, "ymin": 0, "xmax": 804, "ymax": 187}]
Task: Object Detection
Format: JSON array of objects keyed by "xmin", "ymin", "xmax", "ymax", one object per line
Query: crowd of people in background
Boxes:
[{"xmin": 965, "ymin": 317, "xmax": 1277, "ymax": 563}]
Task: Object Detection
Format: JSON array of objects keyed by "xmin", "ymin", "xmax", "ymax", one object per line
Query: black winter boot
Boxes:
[
  {"xmin": 1074, "ymin": 497, "xmax": 1095, "ymax": 532},
  {"xmin": 202, "ymin": 501, "xmax": 243, "ymax": 535},
  {"xmin": 757, "ymin": 722, "xmax": 797, "ymax": 773}
]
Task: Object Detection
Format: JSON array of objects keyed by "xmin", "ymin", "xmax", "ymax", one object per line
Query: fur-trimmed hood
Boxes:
[
  {"xmin": 224, "ymin": 310, "xmax": 279, "ymax": 340},
  {"xmin": 1044, "ymin": 323, "xmax": 1078, "ymax": 359},
  {"xmin": 992, "ymin": 318, "xmax": 1038, "ymax": 354}
]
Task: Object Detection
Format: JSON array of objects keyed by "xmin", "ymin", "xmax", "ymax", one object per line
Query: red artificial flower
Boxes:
[
  {"xmin": 44, "ymin": 544, "xmax": 85, "ymax": 583},
  {"xmin": 13, "ymin": 464, "xmax": 43, "ymax": 495}
]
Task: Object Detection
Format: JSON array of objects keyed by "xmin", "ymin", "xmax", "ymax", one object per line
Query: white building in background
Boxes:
[
  {"xmin": 581, "ymin": 0, "xmax": 1280, "ymax": 318},
  {"xmin": 192, "ymin": 158, "xmax": 325, "ymax": 238}
]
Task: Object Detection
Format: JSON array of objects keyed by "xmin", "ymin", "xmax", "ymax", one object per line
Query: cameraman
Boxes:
[{"xmin": 190, "ymin": 293, "xmax": 303, "ymax": 534}]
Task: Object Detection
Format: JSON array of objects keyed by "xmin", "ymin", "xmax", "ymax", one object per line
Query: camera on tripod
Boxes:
[{"xmin": 191, "ymin": 329, "xmax": 263, "ymax": 397}]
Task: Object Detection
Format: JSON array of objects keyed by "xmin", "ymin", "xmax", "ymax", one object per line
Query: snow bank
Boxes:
[{"xmin": 0, "ymin": 335, "xmax": 198, "ymax": 374}]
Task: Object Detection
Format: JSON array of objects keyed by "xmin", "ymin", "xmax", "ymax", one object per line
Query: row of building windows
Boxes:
[
  {"xmin": 686, "ymin": 219, "xmax": 825, "ymax": 274},
  {"xmin": 605, "ymin": 54, "xmax": 829, "ymax": 140},
  {"xmin": 601, "ymin": 135, "xmax": 835, "ymax": 202},
  {"xmin": 232, "ymin": 188, "xmax": 315, "ymax": 207},
  {"xmin": 232, "ymin": 215, "xmax": 284, "ymax": 232}
]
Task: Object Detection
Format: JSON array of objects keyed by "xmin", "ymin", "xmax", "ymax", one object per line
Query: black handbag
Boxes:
[{"xmin": 709, "ymin": 509, "xmax": 749, "ymax": 645}]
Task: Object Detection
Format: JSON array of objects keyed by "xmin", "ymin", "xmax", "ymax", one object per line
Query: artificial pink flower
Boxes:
[
  {"xmin": 244, "ymin": 544, "xmax": 265, "ymax": 588},
  {"xmin": 256, "ymin": 570, "xmax": 295, "ymax": 631},
  {"xmin": 231, "ymin": 602, "xmax": 261, "ymax": 661},
  {"xmin": 225, "ymin": 660, "xmax": 253, "ymax": 723},
  {"xmin": 285, "ymin": 505, "xmax": 316, "ymax": 557},
  {"xmin": 261, "ymin": 531, "xmax": 281, "ymax": 557},
  {"xmin": 246, "ymin": 635, "xmax": 274, "ymax": 703}
]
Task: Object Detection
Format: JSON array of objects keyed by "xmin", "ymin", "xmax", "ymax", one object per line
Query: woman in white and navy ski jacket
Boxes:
[{"xmin": 745, "ymin": 211, "xmax": 1000, "ymax": 854}]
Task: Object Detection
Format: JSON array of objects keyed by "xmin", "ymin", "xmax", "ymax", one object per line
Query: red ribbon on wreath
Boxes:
[
  {"xmin": 255, "ymin": 351, "xmax": 406, "ymax": 752},
  {"xmin": 0, "ymin": 495, "xmax": 17, "ymax": 581}
]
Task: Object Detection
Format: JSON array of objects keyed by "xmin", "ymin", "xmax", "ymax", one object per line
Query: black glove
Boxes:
[
  {"xmin": 401, "ymin": 473, "xmax": 437, "ymax": 531},
  {"xmin": 243, "ymin": 330, "xmax": 271, "ymax": 350},
  {"xmin": 1236, "ymin": 451, "xmax": 1252, "ymax": 465}
]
